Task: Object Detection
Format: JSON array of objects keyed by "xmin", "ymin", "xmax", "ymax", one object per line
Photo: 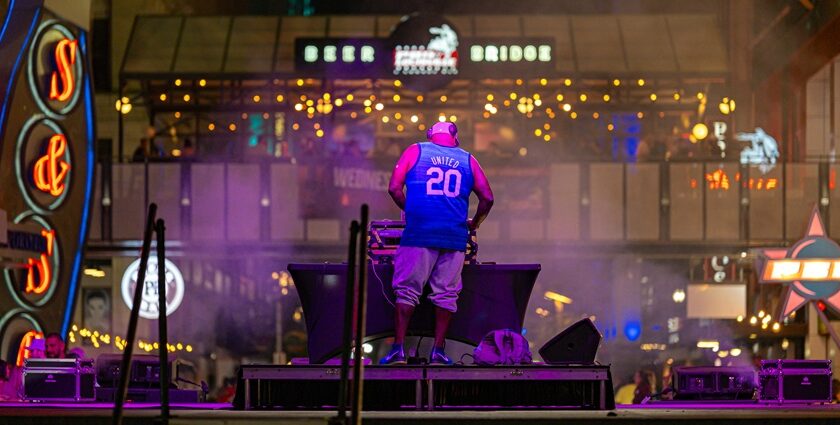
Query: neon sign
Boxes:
[
  {"xmin": 25, "ymin": 229, "xmax": 54, "ymax": 295},
  {"xmin": 121, "ymin": 258, "xmax": 185, "ymax": 320},
  {"xmin": 48, "ymin": 38, "xmax": 77, "ymax": 102},
  {"xmin": 33, "ymin": 133, "xmax": 70, "ymax": 196},
  {"xmin": 759, "ymin": 207, "xmax": 840, "ymax": 318},
  {"xmin": 16, "ymin": 330, "xmax": 43, "ymax": 367},
  {"xmin": 468, "ymin": 44, "xmax": 551, "ymax": 63}
]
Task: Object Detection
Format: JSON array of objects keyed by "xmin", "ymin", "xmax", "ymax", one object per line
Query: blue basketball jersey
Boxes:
[{"xmin": 401, "ymin": 142, "xmax": 474, "ymax": 251}]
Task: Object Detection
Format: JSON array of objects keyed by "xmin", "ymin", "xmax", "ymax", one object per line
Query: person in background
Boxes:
[
  {"xmin": 132, "ymin": 138, "xmax": 163, "ymax": 162},
  {"xmin": 45, "ymin": 333, "xmax": 69, "ymax": 359},
  {"xmin": 633, "ymin": 369, "xmax": 656, "ymax": 404},
  {"xmin": 0, "ymin": 360, "xmax": 21, "ymax": 401},
  {"xmin": 614, "ymin": 374, "xmax": 637, "ymax": 404},
  {"xmin": 832, "ymin": 378, "xmax": 840, "ymax": 403}
]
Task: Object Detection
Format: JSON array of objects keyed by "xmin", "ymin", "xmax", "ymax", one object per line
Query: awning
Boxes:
[{"xmin": 121, "ymin": 14, "xmax": 727, "ymax": 78}]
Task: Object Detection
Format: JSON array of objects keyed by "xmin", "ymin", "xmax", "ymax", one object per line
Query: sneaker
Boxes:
[
  {"xmin": 429, "ymin": 347, "xmax": 453, "ymax": 365},
  {"xmin": 379, "ymin": 344, "xmax": 406, "ymax": 365}
]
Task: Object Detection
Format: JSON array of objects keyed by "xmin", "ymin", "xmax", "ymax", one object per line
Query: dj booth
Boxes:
[{"xmin": 288, "ymin": 263, "xmax": 540, "ymax": 364}]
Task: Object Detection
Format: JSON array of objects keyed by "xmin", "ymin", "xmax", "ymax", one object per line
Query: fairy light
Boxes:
[
  {"xmin": 579, "ymin": 94, "xmax": 587, "ymax": 102},
  {"xmin": 564, "ymin": 79, "xmax": 572, "ymax": 86},
  {"xmin": 603, "ymin": 94, "xmax": 610, "ymax": 102},
  {"xmin": 570, "ymin": 111, "xmax": 577, "ymax": 119},
  {"xmin": 539, "ymin": 78, "xmax": 548, "ymax": 86},
  {"xmin": 440, "ymin": 95, "xmax": 448, "ymax": 103},
  {"xmin": 394, "ymin": 112, "xmax": 402, "ymax": 119},
  {"xmin": 198, "ymin": 79, "xmax": 206, "ymax": 87},
  {"xmin": 382, "ymin": 116, "xmax": 390, "ymax": 123},
  {"xmin": 562, "ymin": 103, "xmax": 571, "ymax": 112},
  {"xmin": 174, "ymin": 79, "xmax": 182, "ymax": 86},
  {"xmin": 410, "ymin": 115, "xmax": 419, "ymax": 123},
  {"xmin": 515, "ymin": 78, "xmax": 523, "ymax": 85},
  {"xmin": 276, "ymin": 94, "xmax": 284, "ymax": 102},
  {"xmin": 637, "ymin": 78, "xmax": 645, "ymax": 86},
  {"xmin": 315, "ymin": 129, "xmax": 324, "ymax": 137},
  {"xmin": 229, "ymin": 123, "xmax": 236, "ymax": 131},
  {"xmin": 556, "ymin": 94, "xmax": 564, "ymax": 102},
  {"xmin": 650, "ymin": 93, "xmax": 657, "ymax": 102},
  {"xmin": 208, "ymin": 123, "xmax": 215, "ymax": 131},
  {"xmin": 486, "ymin": 94, "xmax": 494, "ymax": 101},
  {"xmin": 393, "ymin": 94, "xmax": 401, "ymax": 102},
  {"xmin": 416, "ymin": 95, "xmax": 424, "ymax": 102},
  {"xmin": 607, "ymin": 123, "xmax": 615, "ymax": 131},
  {"xmin": 350, "ymin": 111, "xmax": 358, "ymax": 118},
  {"xmin": 183, "ymin": 94, "xmax": 191, "ymax": 102},
  {"xmin": 159, "ymin": 94, "xmax": 167, "ymax": 101},
  {"xmin": 346, "ymin": 94, "xmax": 354, "ymax": 101},
  {"xmin": 296, "ymin": 79, "xmax": 304, "ymax": 86},
  {"xmin": 613, "ymin": 79, "xmax": 621, "ymax": 86},
  {"xmin": 394, "ymin": 79, "xmax": 402, "ymax": 87}
]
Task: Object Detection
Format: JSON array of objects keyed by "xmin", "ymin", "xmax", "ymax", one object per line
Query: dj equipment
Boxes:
[
  {"xmin": 759, "ymin": 359, "xmax": 832, "ymax": 403},
  {"xmin": 538, "ymin": 318, "xmax": 601, "ymax": 365},
  {"xmin": 672, "ymin": 366, "xmax": 757, "ymax": 400},
  {"xmin": 368, "ymin": 220, "xmax": 477, "ymax": 264},
  {"xmin": 23, "ymin": 358, "xmax": 95, "ymax": 402},
  {"xmin": 95, "ymin": 353, "xmax": 189, "ymax": 388}
]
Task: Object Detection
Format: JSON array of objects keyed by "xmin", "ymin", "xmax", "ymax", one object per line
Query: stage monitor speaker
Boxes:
[{"xmin": 538, "ymin": 318, "xmax": 601, "ymax": 365}]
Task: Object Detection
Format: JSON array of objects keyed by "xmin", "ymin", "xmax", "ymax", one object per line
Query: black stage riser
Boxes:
[{"xmin": 235, "ymin": 364, "xmax": 614, "ymax": 411}]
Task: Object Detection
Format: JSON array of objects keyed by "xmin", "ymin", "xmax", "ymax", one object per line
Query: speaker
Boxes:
[{"xmin": 538, "ymin": 318, "xmax": 601, "ymax": 365}]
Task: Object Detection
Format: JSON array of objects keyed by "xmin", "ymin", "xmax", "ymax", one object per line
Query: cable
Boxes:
[
  {"xmin": 371, "ymin": 261, "xmax": 396, "ymax": 308},
  {"xmin": 456, "ymin": 353, "xmax": 475, "ymax": 366}
]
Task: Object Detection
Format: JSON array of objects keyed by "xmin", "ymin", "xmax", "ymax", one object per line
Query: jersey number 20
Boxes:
[{"xmin": 426, "ymin": 167, "xmax": 462, "ymax": 197}]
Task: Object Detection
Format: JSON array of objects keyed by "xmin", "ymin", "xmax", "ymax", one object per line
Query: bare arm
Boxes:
[
  {"xmin": 469, "ymin": 155, "xmax": 494, "ymax": 230},
  {"xmin": 388, "ymin": 144, "xmax": 420, "ymax": 211}
]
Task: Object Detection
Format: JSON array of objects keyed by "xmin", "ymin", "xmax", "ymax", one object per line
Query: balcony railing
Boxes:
[{"xmin": 89, "ymin": 160, "xmax": 840, "ymax": 245}]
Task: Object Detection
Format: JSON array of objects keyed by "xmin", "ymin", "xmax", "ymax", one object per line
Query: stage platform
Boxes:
[
  {"xmin": 235, "ymin": 364, "xmax": 614, "ymax": 410},
  {"xmin": 1, "ymin": 403, "xmax": 840, "ymax": 425}
]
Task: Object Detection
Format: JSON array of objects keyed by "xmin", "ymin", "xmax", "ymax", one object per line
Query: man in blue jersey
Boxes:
[{"xmin": 381, "ymin": 121, "xmax": 494, "ymax": 365}]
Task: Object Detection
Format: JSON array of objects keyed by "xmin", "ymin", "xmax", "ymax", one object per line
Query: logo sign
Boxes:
[
  {"xmin": 27, "ymin": 22, "xmax": 82, "ymax": 118},
  {"xmin": 736, "ymin": 127, "xmax": 780, "ymax": 174},
  {"xmin": 294, "ymin": 38, "xmax": 385, "ymax": 78},
  {"xmin": 389, "ymin": 14, "xmax": 459, "ymax": 91},
  {"xmin": 759, "ymin": 207, "xmax": 840, "ymax": 318},
  {"xmin": 462, "ymin": 38, "xmax": 554, "ymax": 77},
  {"xmin": 121, "ymin": 258, "xmax": 185, "ymax": 320}
]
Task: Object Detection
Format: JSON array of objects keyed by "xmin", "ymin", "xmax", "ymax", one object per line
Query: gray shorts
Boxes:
[{"xmin": 392, "ymin": 246, "xmax": 465, "ymax": 313}]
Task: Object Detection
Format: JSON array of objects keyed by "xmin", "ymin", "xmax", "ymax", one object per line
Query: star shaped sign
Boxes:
[{"xmin": 759, "ymin": 206, "xmax": 840, "ymax": 319}]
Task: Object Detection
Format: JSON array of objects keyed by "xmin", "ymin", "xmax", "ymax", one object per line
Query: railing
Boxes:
[{"xmin": 89, "ymin": 160, "xmax": 840, "ymax": 244}]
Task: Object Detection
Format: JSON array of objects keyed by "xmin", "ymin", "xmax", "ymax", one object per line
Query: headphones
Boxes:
[{"xmin": 427, "ymin": 121, "xmax": 458, "ymax": 142}]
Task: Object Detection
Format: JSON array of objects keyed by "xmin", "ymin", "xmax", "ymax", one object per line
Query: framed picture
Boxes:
[{"xmin": 81, "ymin": 288, "xmax": 112, "ymax": 336}]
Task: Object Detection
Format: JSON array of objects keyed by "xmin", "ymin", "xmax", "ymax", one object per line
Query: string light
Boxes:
[
  {"xmin": 174, "ymin": 112, "xmax": 181, "ymax": 119},
  {"xmin": 199, "ymin": 79, "xmax": 206, "ymax": 87},
  {"xmin": 159, "ymin": 94, "xmax": 167, "ymax": 101},
  {"xmin": 486, "ymin": 94, "xmax": 494, "ymax": 101},
  {"xmin": 174, "ymin": 79, "xmax": 182, "ymax": 86},
  {"xmin": 539, "ymin": 78, "xmax": 548, "ymax": 86},
  {"xmin": 253, "ymin": 95, "xmax": 261, "ymax": 103},
  {"xmin": 410, "ymin": 115, "xmax": 419, "ymax": 123},
  {"xmin": 603, "ymin": 94, "xmax": 610, "ymax": 102},
  {"xmin": 543, "ymin": 134, "xmax": 551, "ymax": 141},
  {"xmin": 613, "ymin": 79, "xmax": 621, "ymax": 86},
  {"xmin": 394, "ymin": 112, "xmax": 402, "ymax": 119},
  {"xmin": 650, "ymin": 93, "xmax": 657, "ymax": 102},
  {"xmin": 346, "ymin": 94, "xmax": 354, "ymax": 101},
  {"xmin": 637, "ymin": 78, "xmax": 645, "ymax": 86},
  {"xmin": 515, "ymin": 79, "xmax": 523, "ymax": 85},
  {"xmin": 570, "ymin": 111, "xmax": 577, "ymax": 119},
  {"xmin": 382, "ymin": 116, "xmax": 390, "ymax": 123},
  {"xmin": 440, "ymin": 95, "xmax": 448, "ymax": 103},
  {"xmin": 555, "ymin": 94, "xmax": 564, "ymax": 102},
  {"xmin": 593, "ymin": 112, "xmax": 600, "ymax": 119},
  {"xmin": 607, "ymin": 123, "xmax": 615, "ymax": 131},
  {"xmin": 229, "ymin": 123, "xmax": 236, "ymax": 131},
  {"xmin": 579, "ymin": 94, "xmax": 587, "ymax": 102},
  {"xmin": 208, "ymin": 123, "xmax": 215, "ymax": 131},
  {"xmin": 296, "ymin": 79, "xmax": 304, "ymax": 86},
  {"xmin": 375, "ymin": 102, "xmax": 384, "ymax": 111},
  {"xmin": 183, "ymin": 94, "xmax": 191, "ymax": 102},
  {"xmin": 276, "ymin": 94, "xmax": 284, "ymax": 102},
  {"xmin": 673, "ymin": 92, "xmax": 681, "ymax": 101},
  {"xmin": 562, "ymin": 103, "xmax": 571, "ymax": 112},
  {"xmin": 393, "ymin": 94, "xmax": 401, "ymax": 102},
  {"xmin": 637, "ymin": 112, "xmax": 644, "ymax": 119},
  {"xmin": 564, "ymin": 79, "xmax": 572, "ymax": 86},
  {"xmin": 394, "ymin": 79, "xmax": 402, "ymax": 87},
  {"xmin": 416, "ymin": 95, "xmax": 424, "ymax": 102}
]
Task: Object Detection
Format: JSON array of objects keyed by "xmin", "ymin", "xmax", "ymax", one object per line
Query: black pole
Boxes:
[
  {"xmin": 335, "ymin": 221, "xmax": 360, "ymax": 424},
  {"xmin": 112, "ymin": 203, "xmax": 157, "ymax": 425},
  {"xmin": 351, "ymin": 204, "xmax": 369, "ymax": 425},
  {"xmin": 156, "ymin": 219, "xmax": 169, "ymax": 423}
]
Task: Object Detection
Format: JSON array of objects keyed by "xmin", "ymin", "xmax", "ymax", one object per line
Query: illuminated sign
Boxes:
[
  {"xmin": 737, "ymin": 128, "xmax": 780, "ymax": 174},
  {"xmin": 393, "ymin": 23, "xmax": 459, "ymax": 76},
  {"xmin": 0, "ymin": 5, "xmax": 96, "ymax": 368},
  {"xmin": 27, "ymin": 22, "xmax": 83, "ymax": 118},
  {"xmin": 49, "ymin": 38, "xmax": 77, "ymax": 102},
  {"xmin": 468, "ymin": 43, "xmax": 551, "ymax": 63},
  {"xmin": 121, "ymin": 258, "xmax": 185, "ymax": 319},
  {"xmin": 462, "ymin": 38, "xmax": 555, "ymax": 77},
  {"xmin": 698, "ymin": 169, "xmax": 778, "ymax": 191},
  {"xmin": 759, "ymin": 207, "xmax": 840, "ymax": 318},
  {"xmin": 33, "ymin": 133, "xmax": 70, "ymax": 197},
  {"xmin": 713, "ymin": 121, "xmax": 727, "ymax": 158},
  {"xmin": 15, "ymin": 117, "xmax": 72, "ymax": 212},
  {"xmin": 294, "ymin": 38, "xmax": 385, "ymax": 78}
]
